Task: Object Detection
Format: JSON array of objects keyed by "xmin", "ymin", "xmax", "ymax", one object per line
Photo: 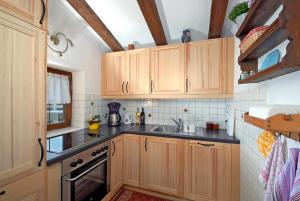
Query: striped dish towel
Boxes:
[
  {"xmin": 259, "ymin": 139, "xmax": 284, "ymax": 201},
  {"xmin": 274, "ymin": 148, "xmax": 300, "ymax": 201},
  {"xmin": 290, "ymin": 154, "xmax": 300, "ymax": 201}
]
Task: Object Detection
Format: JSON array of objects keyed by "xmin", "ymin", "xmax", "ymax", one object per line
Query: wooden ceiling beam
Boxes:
[
  {"xmin": 137, "ymin": 0, "xmax": 167, "ymax": 46},
  {"xmin": 208, "ymin": 0, "xmax": 229, "ymax": 39},
  {"xmin": 67, "ymin": 0, "xmax": 124, "ymax": 51}
]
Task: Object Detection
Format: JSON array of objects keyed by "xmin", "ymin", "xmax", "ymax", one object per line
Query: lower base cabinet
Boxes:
[
  {"xmin": 110, "ymin": 135, "xmax": 124, "ymax": 192},
  {"xmin": 121, "ymin": 134, "xmax": 239, "ymax": 201},
  {"xmin": 0, "ymin": 170, "xmax": 45, "ymax": 201},
  {"xmin": 183, "ymin": 140, "xmax": 232, "ymax": 201},
  {"xmin": 140, "ymin": 136, "xmax": 182, "ymax": 196}
]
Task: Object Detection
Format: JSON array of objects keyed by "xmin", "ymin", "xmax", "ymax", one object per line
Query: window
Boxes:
[{"xmin": 47, "ymin": 67, "xmax": 72, "ymax": 130}]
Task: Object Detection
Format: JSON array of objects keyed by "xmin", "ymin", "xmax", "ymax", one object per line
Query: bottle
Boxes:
[
  {"xmin": 140, "ymin": 107, "xmax": 145, "ymax": 125},
  {"xmin": 136, "ymin": 108, "xmax": 141, "ymax": 125}
]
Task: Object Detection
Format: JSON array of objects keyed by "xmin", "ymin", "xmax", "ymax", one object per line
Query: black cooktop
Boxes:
[{"xmin": 47, "ymin": 130, "xmax": 105, "ymax": 153}]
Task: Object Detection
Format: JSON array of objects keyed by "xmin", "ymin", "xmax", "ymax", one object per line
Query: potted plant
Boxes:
[
  {"xmin": 228, "ymin": 1, "xmax": 250, "ymax": 27},
  {"xmin": 87, "ymin": 114, "xmax": 101, "ymax": 130}
]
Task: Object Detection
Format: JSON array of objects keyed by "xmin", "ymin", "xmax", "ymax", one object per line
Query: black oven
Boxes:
[{"xmin": 62, "ymin": 143, "xmax": 110, "ymax": 201}]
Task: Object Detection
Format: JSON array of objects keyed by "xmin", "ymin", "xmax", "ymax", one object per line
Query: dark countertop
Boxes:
[{"xmin": 47, "ymin": 124, "xmax": 239, "ymax": 166}]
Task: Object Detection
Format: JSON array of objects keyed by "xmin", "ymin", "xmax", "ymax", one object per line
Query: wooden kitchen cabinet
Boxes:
[
  {"xmin": 123, "ymin": 134, "xmax": 140, "ymax": 187},
  {"xmin": 102, "ymin": 51, "xmax": 126, "ymax": 96},
  {"xmin": 0, "ymin": 0, "xmax": 47, "ymax": 30},
  {"xmin": 186, "ymin": 38, "xmax": 234, "ymax": 95},
  {"xmin": 140, "ymin": 136, "xmax": 183, "ymax": 196},
  {"xmin": 150, "ymin": 44, "xmax": 185, "ymax": 95},
  {"xmin": 110, "ymin": 135, "xmax": 124, "ymax": 192},
  {"xmin": 0, "ymin": 170, "xmax": 45, "ymax": 201},
  {"xmin": 0, "ymin": 9, "xmax": 46, "ymax": 192},
  {"xmin": 102, "ymin": 49, "xmax": 150, "ymax": 96},
  {"xmin": 126, "ymin": 48, "xmax": 150, "ymax": 95},
  {"xmin": 183, "ymin": 140, "xmax": 232, "ymax": 201}
]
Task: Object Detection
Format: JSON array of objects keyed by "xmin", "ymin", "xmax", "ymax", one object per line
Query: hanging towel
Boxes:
[
  {"xmin": 259, "ymin": 138, "xmax": 284, "ymax": 201},
  {"xmin": 274, "ymin": 148, "xmax": 300, "ymax": 201},
  {"xmin": 290, "ymin": 151, "xmax": 300, "ymax": 201}
]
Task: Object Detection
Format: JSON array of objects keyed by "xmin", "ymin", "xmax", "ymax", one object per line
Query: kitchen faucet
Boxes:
[{"xmin": 171, "ymin": 117, "xmax": 184, "ymax": 130}]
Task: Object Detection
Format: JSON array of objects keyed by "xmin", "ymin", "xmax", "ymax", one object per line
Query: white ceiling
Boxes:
[{"xmin": 85, "ymin": 0, "xmax": 213, "ymax": 48}]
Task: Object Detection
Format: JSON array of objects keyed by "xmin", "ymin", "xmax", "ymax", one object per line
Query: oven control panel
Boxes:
[{"xmin": 62, "ymin": 141, "xmax": 110, "ymax": 175}]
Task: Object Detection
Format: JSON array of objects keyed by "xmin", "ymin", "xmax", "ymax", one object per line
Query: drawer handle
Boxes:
[
  {"xmin": 197, "ymin": 142, "xmax": 215, "ymax": 147},
  {"xmin": 0, "ymin": 191, "xmax": 5, "ymax": 196},
  {"xmin": 39, "ymin": 0, "xmax": 46, "ymax": 25},
  {"xmin": 126, "ymin": 81, "xmax": 129, "ymax": 93},
  {"xmin": 38, "ymin": 138, "xmax": 44, "ymax": 166}
]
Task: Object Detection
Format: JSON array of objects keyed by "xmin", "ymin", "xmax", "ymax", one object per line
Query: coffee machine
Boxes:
[{"xmin": 107, "ymin": 102, "xmax": 121, "ymax": 126}]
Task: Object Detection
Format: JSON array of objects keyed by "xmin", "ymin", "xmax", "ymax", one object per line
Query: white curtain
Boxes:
[{"xmin": 48, "ymin": 73, "xmax": 71, "ymax": 104}]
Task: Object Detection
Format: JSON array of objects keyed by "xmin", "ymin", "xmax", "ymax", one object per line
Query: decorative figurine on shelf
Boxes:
[{"xmin": 181, "ymin": 29, "xmax": 191, "ymax": 43}]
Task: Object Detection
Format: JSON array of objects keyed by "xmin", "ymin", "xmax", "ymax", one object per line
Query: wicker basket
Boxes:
[{"xmin": 240, "ymin": 26, "xmax": 269, "ymax": 53}]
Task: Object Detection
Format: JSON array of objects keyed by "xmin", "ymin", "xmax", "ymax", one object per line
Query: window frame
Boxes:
[{"xmin": 47, "ymin": 67, "xmax": 72, "ymax": 131}]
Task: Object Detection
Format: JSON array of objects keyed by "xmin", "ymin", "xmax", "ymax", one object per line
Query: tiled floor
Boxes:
[{"xmin": 112, "ymin": 189, "xmax": 171, "ymax": 201}]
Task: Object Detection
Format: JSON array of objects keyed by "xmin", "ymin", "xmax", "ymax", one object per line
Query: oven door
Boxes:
[{"xmin": 62, "ymin": 155, "xmax": 108, "ymax": 201}]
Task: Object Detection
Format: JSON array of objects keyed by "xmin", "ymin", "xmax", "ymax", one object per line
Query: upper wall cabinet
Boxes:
[
  {"xmin": 0, "ymin": 0, "xmax": 47, "ymax": 30},
  {"xmin": 101, "ymin": 37, "xmax": 234, "ymax": 99},
  {"xmin": 187, "ymin": 38, "xmax": 233, "ymax": 95},
  {"xmin": 102, "ymin": 48, "xmax": 150, "ymax": 96},
  {"xmin": 150, "ymin": 44, "xmax": 185, "ymax": 95},
  {"xmin": 102, "ymin": 51, "xmax": 126, "ymax": 96},
  {"xmin": 126, "ymin": 48, "xmax": 150, "ymax": 95}
]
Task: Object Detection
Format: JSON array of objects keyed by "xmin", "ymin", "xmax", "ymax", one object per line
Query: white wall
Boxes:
[
  {"xmin": 47, "ymin": 0, "xmax": 108, "ymax": 95},
  {"xmin": 225, "ymin": 2, "xmax": 300, "ymax": 201}
]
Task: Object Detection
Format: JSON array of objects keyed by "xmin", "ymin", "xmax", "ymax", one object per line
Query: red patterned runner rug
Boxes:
[{"xmin": 111, "ymin": 189, "xmax": 172, "ymax": 201}]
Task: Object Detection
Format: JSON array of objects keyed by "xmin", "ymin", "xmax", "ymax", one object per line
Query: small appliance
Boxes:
[
  {"xmin": 107, "ymin": 102, "xmax": 121, "ymax": 126},
  {"xmin": 124, "ymin": 114, "xmax": 133, "ymax": 124}
]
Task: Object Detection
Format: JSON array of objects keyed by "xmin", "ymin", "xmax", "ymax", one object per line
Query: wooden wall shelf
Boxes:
[
  {"xmin": 238, "ymin": 62, "xmax": 300, "ymax": 84},
  {"xmin": 244, "ymin": 112, "xmax": 300, "ymax": 141},
  {"xmin": 236, "ymin": 0, "xmax": 282, "ymax": 40},
  {"xmin": 238, "ymin": 19, "xmax": 286, "ymax": 62},
  {"xmin": 237, "ymin": 0, "xmax": 300, "ymax": 85}
]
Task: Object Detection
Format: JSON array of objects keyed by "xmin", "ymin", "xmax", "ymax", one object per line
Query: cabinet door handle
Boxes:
[
  {"xmin": 39, "ymin": 0, "xmax": 46, "ymax": 25},
  {"xmin": 126, "ymin": 81, "xmax": 129, "ymax": 93},
  {"xmin": 0, "ymin": 191, "xmax": 6, "ymax": 196},
  {"xmin": 38, "ymin": 138, "xmax": 44, "ymax": 167},
  {"xmin": 186, "ymin": 78, "xmax": 189, "ymax": 93},
  {"xmin": 197, "ymin": 142, "xmax": 215, "ymax": 147},
  {"xmin": 145, "ymin": 138, "xmax": 148, "ymax": 152},
  {"xmin": 112, "ymin": 140, "xmax": 116, "ymax": 156},
  {"xmin": 122, "ymin": 81, "xmax": 125, "ymax": 93},
  {"xmin": 150, "ymin": 81, "xmax": 153, "ymax": 93}
]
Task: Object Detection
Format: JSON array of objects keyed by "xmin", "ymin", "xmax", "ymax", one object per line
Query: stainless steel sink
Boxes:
[{"xmin": 151, "ymin": 126, "xmax": 180, "ymax": 134}]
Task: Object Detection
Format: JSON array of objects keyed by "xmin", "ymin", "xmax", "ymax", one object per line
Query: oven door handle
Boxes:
[{"xmin": 64, "ymin": 158, "xmax": 107, "ymax": 182}]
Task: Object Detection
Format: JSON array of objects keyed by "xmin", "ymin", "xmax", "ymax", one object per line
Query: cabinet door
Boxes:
[
  {"xmin": 140, "ymin": 136, "xmax": 182, "ymax": 196},
  {"xmin": 0, "ymin": 0, "xmax": 47, "ymax": 30},
  {"xmin": 0, "ymin": 10, "xmax": 46, "ymax": 186},
  {"xmin": 184, "ymin": 140, "xmax": 232, "ymax": 201},
  {"xmin": 103, "ymin": 52, "xmax": 126, "ymax": 96},
  {"xmin": 0, "ymin": 170, "xmax": 45, "ymax": 201},
  {"xmin": 151, "ymin": 44, "xmax": 185, "ymax": 95},
  {"xmin": 126, "ymin": 49, "xmax": 150, "ymax": 95},
  {"xmin": 187, "ymin": 39, "xmax": 223, "ymax": 94},
  {"xmin": 123, "ymin": 134, "xmax": 140, "ymax": 187},
  {"xmin": 110, "ymin": 135, "xmax": 124, "ymax": 191}
]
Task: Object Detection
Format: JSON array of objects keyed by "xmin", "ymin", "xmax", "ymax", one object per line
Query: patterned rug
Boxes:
[{"xmin": 112, "ymin": 189, "xmax": 172, "ymax": 201}]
